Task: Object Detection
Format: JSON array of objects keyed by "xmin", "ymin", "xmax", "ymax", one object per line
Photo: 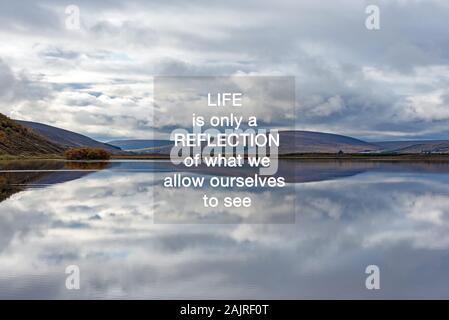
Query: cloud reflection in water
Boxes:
[{"xmin": 0, "ymin": 161, "xmax": 449, "ymax": 298}]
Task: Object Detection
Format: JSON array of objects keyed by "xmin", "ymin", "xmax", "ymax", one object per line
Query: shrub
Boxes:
[
  {"xmin": 64, "ymin": 147, "xmax": 111, "ymax": 160},
  {"xmin": 64, "ymin": 161, "xmax": 109, "ymax": 170}
]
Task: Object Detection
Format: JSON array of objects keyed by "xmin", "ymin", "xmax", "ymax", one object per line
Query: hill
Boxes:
[
  {"xmin": 278, "ymin": 130, "xmax": 381, "ymax": 154},
  {"xmin": 17, "ymin": 120, "xmax": 121, "ymax": 153},
  {"xmin": 0, "ymin": 113, "xmax": 63, "ymax": 156},
  {"xmin": 109, "ymin": 131, "xmax": 382, "ymax": 155},
  {"xmin": 375, "ymin": 140, "xmax": 449, "ymax": 154},
  {"xmin": 92, "ymin": 132, "xmax": 449, "ymax": 156},
  {"xmin": 107, "ymin": 139, "xmax": 170, "ymax": 151}
]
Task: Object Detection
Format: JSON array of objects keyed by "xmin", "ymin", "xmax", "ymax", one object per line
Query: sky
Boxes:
[{"xmin": 1, "ymin": 0, "xmax": 449, "ymax": 141}]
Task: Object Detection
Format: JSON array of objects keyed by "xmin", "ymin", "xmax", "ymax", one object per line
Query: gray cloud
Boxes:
[
  {"xmin": 0, "ymin": 0, "xmax": 449, "ymax": 140},
  {"xmin": 0, "ymin": 59, "xmax": 50, "ymax": 104}
]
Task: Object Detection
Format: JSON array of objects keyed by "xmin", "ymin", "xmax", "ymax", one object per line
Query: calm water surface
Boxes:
[{"xmin": 1, "ymin": 159, "xmax": 449, "ymax": 299}]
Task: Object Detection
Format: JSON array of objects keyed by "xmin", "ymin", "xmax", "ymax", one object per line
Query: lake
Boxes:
[{"xmin": 1, "ymin": 159, "xmax": 449, "ymax": 299}]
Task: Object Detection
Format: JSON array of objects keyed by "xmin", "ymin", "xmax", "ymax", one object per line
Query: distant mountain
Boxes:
[
  {"xmin": 131, "ymin": 144, "xmax": 174, "ymax": 155},
  {"xmin": 17, "ymin": 120, "xmax": 121, "ymax": 153},
  {"xmin": 107, "ymin": 139, "xmax": 171, "ymax": 151},
  {"xmin": 0, "ymin": 113, "xmax": 63, "ymax": 156},
  {"xmin": 375, "ymin": 140, "xmax": 449, "ymax": 154},
  {"xmin": 110, "ymin": 131, "xmax": 382, "ymax": 155},
  {"xmin": 87, "ymin": 131, "xmax": 449, "ymax": 156},
  {"xmin": 278, "ymin": 130, "xmax": 381, "ymax": 154}
]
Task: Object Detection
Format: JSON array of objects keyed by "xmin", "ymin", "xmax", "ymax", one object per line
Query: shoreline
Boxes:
[
  {"xmin": 3, "ymin": 153, "xmax": 449, "ymax": 162},
  {"xmin": 113, "ymin": 153, "xmax": 449, "ymax": 162}
]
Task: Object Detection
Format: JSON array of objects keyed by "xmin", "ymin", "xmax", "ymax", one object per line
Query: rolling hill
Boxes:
[
  {"xmin": 6, "ymin": 114, "xmax": 447, "ymax": 157},
  {"xmin": 375, "ymin": 140, "xmax": 449, "ymax": 154},
  {"xmin": 107, "ymin": 139, "xmax": 170, "ymax": 151},
  {"xmin": 17, "ymin": 120, "xmax": 121, "ymax": 153},
  {"xmin": 96, "ymin": 131, "xmax": 449, "ymax": 155},
  {"xmin": 109, "ymin": 131, "xmax": 383, "ymax": 155},
  {"xmin": 0, "ymin": 113, "xmax": 63, "ymax": 156},
  {"xmin": 278, "ymin": 131, "xmax": 381, "ymax": 154}
]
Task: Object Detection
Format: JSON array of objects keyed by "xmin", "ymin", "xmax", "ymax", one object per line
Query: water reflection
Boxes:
[
  {"xmin": 0, "ymin": 161, "xmax": 111, "ymax": 202},
  {"xmin": 0, "ymin": 160, "xmax": 449, "ymax": 298}
]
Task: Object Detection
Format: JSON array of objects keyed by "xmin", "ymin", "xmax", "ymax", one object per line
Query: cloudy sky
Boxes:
[{"xmin": 1, "ymin": 0, "xmax": 449, "ymax": 141}]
